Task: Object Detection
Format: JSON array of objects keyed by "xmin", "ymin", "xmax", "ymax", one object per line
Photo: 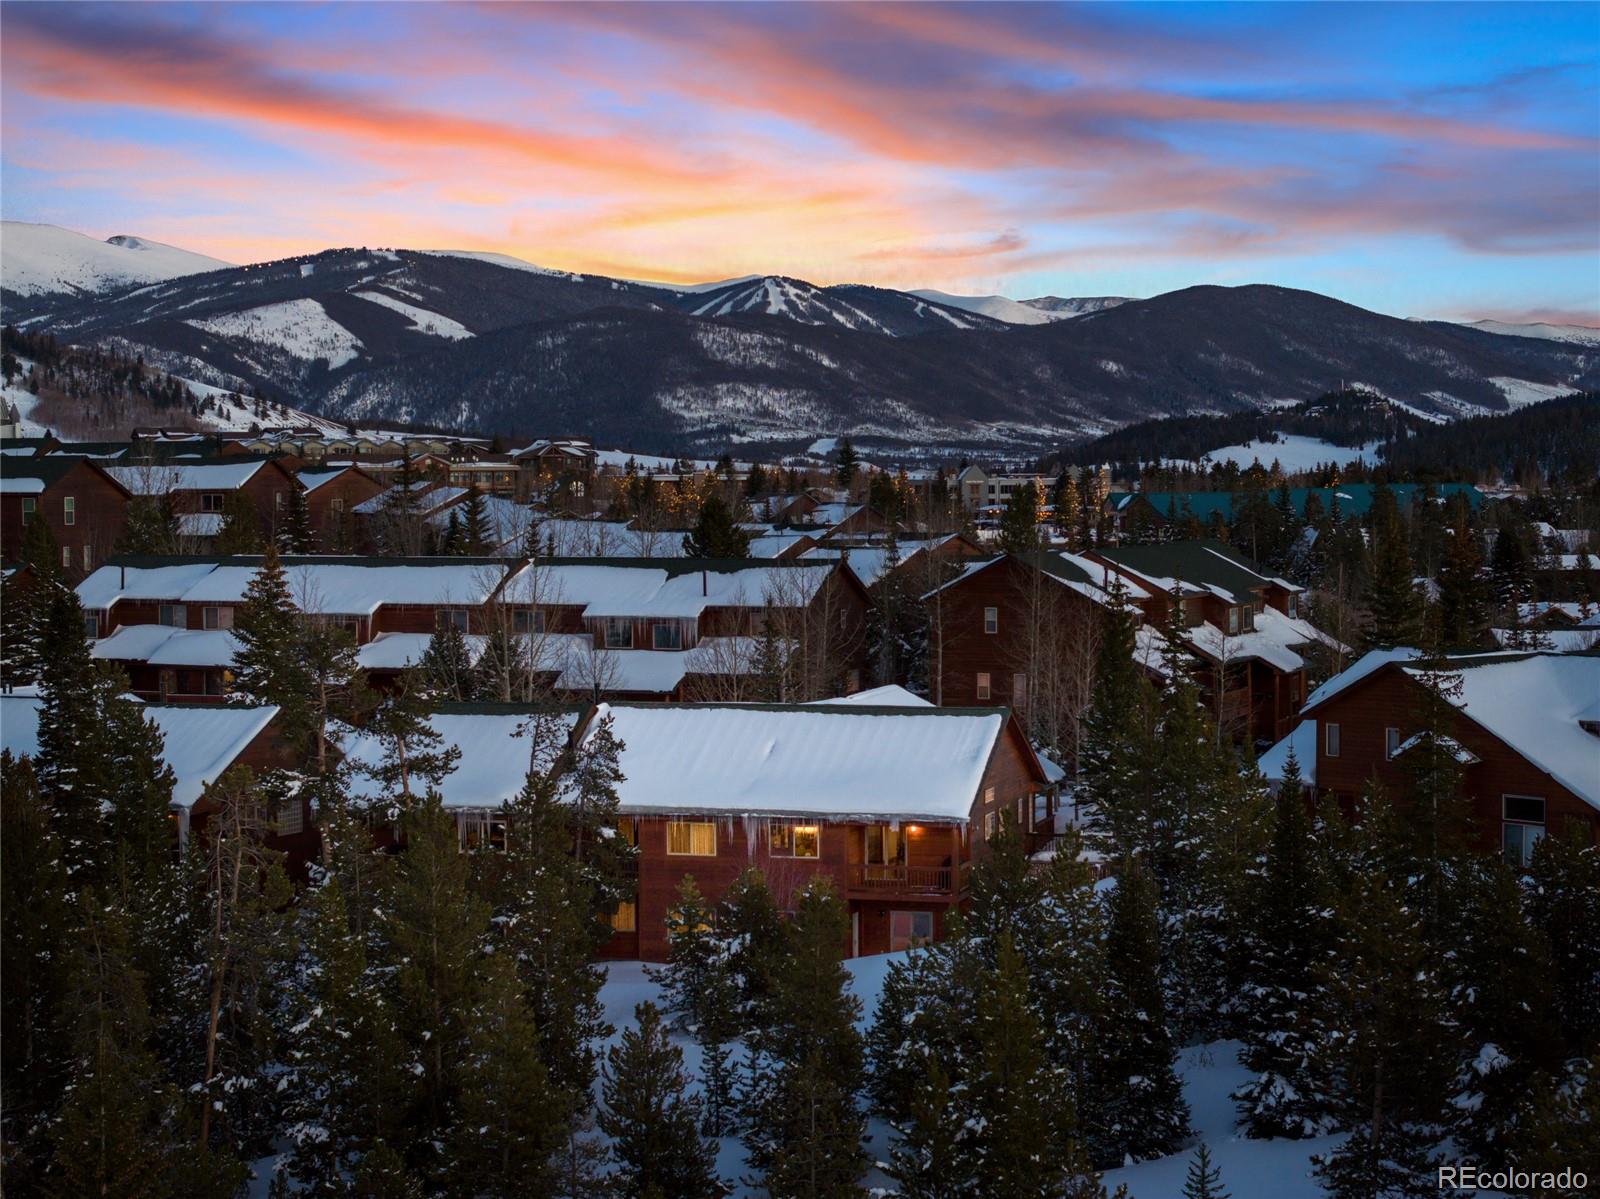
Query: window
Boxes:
[
  {"xmin": 984, "ymin": 785, "xmax": 995, "ymax": 808},
  {"xmin": 976, "ymin": 672, "xmax": 991, "ymax": 700},
  {"xmin": 62, "ymin": 496, "xmax": 75, "ymax": 526},
  {"xmin": 1385, "ymin": 728, "xmax": 1400, "ymax": 759},
  {"xmin": 1287, "ymin": 594, "xmax": 1299, "ymax": 619},
  {"xmin": 652, "ymin": 623, "xmax": 682, "ymax": 650},
  {"xmin": 61, "ymin": 546, "xmax": 70, "ymax": 569},
  {"xmin": 1016, "ymin": 795, "xmax": 1027, "ymax": 828},
  {"xmin": 20, "ymin": 497, "xmax": 35, "ymax": 521},
  {"xmin": 514, "ymin": 608, "xmax": 545, "ymax": 635},
  {"xmin": 203, "ymin": 606, "xmax": 232, "ymax": 630},
  {"xmin": 889, "ymin": 910, "xmax": 934, "ymax": 952},
  {"xmin": 667, "ymin": 820, "xmax": 716, "ymax": 856},
  {"xmin": 984, "ymin": 810, "xmax": 998, "ymax": 839},
  {"xmin": 1325, "ymin": 722, "xmax": 1340, "ymax": 758},
  {"xmin": 1228, "ymin": 607, "xmax": 1241, "ymax": 635},
  {"xmin": 604, "ymin": 618, "xmax": 633, "ymax": 649},
  {"xmin": 81, "ymin": 545, "xmax": 92, "ymax": 571},
  {"xmin": 331, "ymin": 497, "xmax": 345, "ymax": 515},
  {"xmin": 275, "ymin": 491, "xmax": 285, "ymax": 510},
  {"xmin": 769, "ymin": 821, "xmax": 820, "ymax": 859},
  {"xmin": 158, "ymin": 668, "xmax": 176, "ymax": 699},
  {"xmin": 436, "ymin": 608, "xmax": 469, "ymax": 633},
  {"xmin": 1012, "ymin": 672, "xmax": 1027, "ymax": 708},
  {"xmin": 1242, "ymin": 606, "xmax": 1255, "ymax": 632},
  {"xmin": 1502, "ymin": 796, "xmax": 1546, "ymax": 868},
  {"xmin": 983, "ymin": 606, "xmax": 999, "ymax": 634},
  {"xmin": 83, "ymin": 613, "xmax": 99, "ymax": 641},
  {"xmin": 608, "ymin": 901, "xmax": 637, "ymax": 933},
  {"xmin": 159, "ymin": 603, "xmax": 184, "ymax": 628},
  {"xmin": 200, "ymin": 493, "xmax": 225, "ymax": 513},
  {"xmin": 276, "ymin": 800, "xmax": 304, "ymax": 837}
]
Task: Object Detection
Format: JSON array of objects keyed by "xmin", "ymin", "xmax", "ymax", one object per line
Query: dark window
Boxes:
[
  {"xmin": 890, "ymin": 910, "xmax": 934, "ymax": 951},
  {"xmin": 201, "ymin": 493, "xmax": 225, "ymax": 513},
  {"xmin": 604, "ymin": 618, "xmax": 632, "ymax": 649},
  {"xmin": 652, "ymin": 623, "xmax": 682, "ymax": 650},
  {"xmin": 159, "ymin": 604, "xmax": 184, "ymax": 628},
  {"xmin": 436, "ymin": 608, "xmax": 469, "ymax": 633},
  {"xmin": 1325, "ymin": 723, "xmax": 1340, "ymax": 758}
]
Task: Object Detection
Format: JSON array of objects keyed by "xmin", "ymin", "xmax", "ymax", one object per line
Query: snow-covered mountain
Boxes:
[
  {"xmin": 0, "ymin": 221, "xmax": 231, "ymax": 299},
  {"xmin": 910, "ymin": 289, "xmax": 1067, "ymax": 326},
  {"xmin": 675, "ymin": 275, "xmax": 1003, "ymax": 335},
  {"xmin": 1019, "ymin": 295, "xmax": 1132, "ymax": 318},
  {"xmin": 1461, "ymin": 319, "xmax": 1600, "ymax": 348}
]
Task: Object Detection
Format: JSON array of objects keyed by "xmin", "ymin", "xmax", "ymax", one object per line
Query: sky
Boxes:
[{"xmin": 2, "ymin": 1, "xmax": 1596, "ymax": 324}]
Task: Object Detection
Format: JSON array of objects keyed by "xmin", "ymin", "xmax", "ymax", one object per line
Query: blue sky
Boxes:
[{"xmin": 3, "ymin": 1, "xmax": 1595, "ymax": 323}]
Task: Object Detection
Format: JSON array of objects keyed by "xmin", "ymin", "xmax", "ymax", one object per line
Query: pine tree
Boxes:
[
  {"xmin": 835, "ymin": 437, "xmax": 859, "ymax": 487},
  {"xmin": 454, "ymin": 951, "xmax": 565, "ymax": 1196},
  {"xmin": 214, "ymin": 489, "xmax": 264, "ymax": 554},
  {"xmin": 418, "ymin": 620, "xmax": 478, "ymax": 701},
  {"xmin": 230, "ymin": 543, "xmax": 312, "ymax": 745},
  {"xmin": 718, "ymin": 866, "xmax": 786, "ymax": 1027},
  {"xmin": 1363, "ymin": 485, "xmax": 1422, "ymax": 648},
  {"xmin": 1525, "ymin": 824, "xmax": 1600, "ymax": 1056},
  {"xmin": 1233, "ymin": 750, "xmax": 1338, "ymax": 1138},
  {"xmin": 744, "ymin": 878, "xmax": 867, "ymax": 1197},
  {"xmin": 884, "ymin": 1057, "xmax": 972, "ymax": 1199},
  {"xmin": 998, "ymin": 481, "xmax": 1043, "ymax": 554},
  {"xmin": 1181, "ymin": 1145, "xmax": 1230, "ymax": 1199},
  {"xmin": 359, "ymin": 671, "xmax": 461, "ymax": 815},
  {"xmin": 117, "ymin": 493, "xmax": 180, "ymax": 554},
  {"xmin": 459, "ymin": 484, "xmax": 491, "ymax": 555},
  {"xmin": 599, "ymin": 1001, "xmax": 725, "ymax": 1199},
  {"xmin": 1088, "ymin": 857, "xmax": 1189, "ymax": 1166},
  {"xmin": 1078, "ymin": 575, "xmax": 1156, "ymax": 864},
  {"xmin": 1434, "ymin": 500, "xmax": 1488, "ymax": 649},
  {"xmin": 279, "ymin": 482, "xmax": 314, "ymax": 553},
  {"xmin": 658, "ymin": 874, "xmax": 720, "ymax": 1030},
  {"xmin": 682, "ymin": 493, "xmax": 751, "ymax": 557}
]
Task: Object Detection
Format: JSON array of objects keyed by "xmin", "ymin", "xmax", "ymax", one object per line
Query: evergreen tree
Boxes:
[
  {"xmin": 744, "ymin": 878, "xmax": 867, "ymax": 1197},
  {"xmin": 998, "ymin": 481, "xmax": 1043, "ymax": 554},
  {"xmin": 599, "ymin": 1001, "xmax": 725, "ymax": 1199},
  {"xmin": 835, "ymin": 438, "xmax": 859, "ymax": 487},
  {"xmin": 418, "ymin": 620, "xmax": 478, "ymax": 701},
  {"xmin": 1434, "ymin": 500, "xmax": 1488, "ymax": 649},
  {"xmin": 279, "ymin": 482, "xmax": 315, "ymax": 553},
  {"xmin": 718, "ymin": 866, "xmax": 786, "ymax": 1026},
  {"xmin": 1078, "ymin": 576, "xmax": 1155, "ymax": 863},
  {"xmin": 1181, "ymin": 1145, "xmax": 1230, "ymax": 1199},
  {"xmin": 1088, "ymin": 857, "xmax": 1189, "ymax": 1166},
  {"xmin": 657, "ymin": 874, "xmax": 720, "ymax": 1030},
  {"xmin": 682, "ymin": 493, "xmax": 752, "ymax": 557},
  {"xmin": 359, "ymin": 671, "xmax": 461, "ymax": 815},
  {"xmin": 214, "ymin": 489, "xmax": 264, "ymax": 554},
  {"xmin": 884, "ymin": 1058, "xmax": 972, "ymax": 1199},
  {"xmin": 458, "ymin": 484, "xmax": 492, "ymax": 555},
  {"xmin": 117, "ymin": 493, "xmax": 180, "ymax": 555},
  {"xmin": 230, "ymin": 543, "xmax": 312, "ymax": 744},
  {"xmin": 1363, "ymin": 485, "xmax": 1422, "ymax": 648},
  {"xmin": 1525, "ymin": 824, "xmax": 1600, "ymax": 1055},
  {"xmin": 1233, "ymin": 750, "xmax": 1338, "ymax": 1138}
]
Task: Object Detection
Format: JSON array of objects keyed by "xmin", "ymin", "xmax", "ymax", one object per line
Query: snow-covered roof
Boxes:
[
  {"xmin": 1492, "ymin": 628, "xmax": 1600, "ymax": 653},
  {"xmin": 338, "ymin": 709, "xmax": 582, "ymax": 809},
  {"xmin": 177, "ymin": 512, "xmax": 224, "ymax": 537},
  {"xmin": 503, "ymin": 561, "xmax": 834, "ymax": 620},
  {"xmin": 533, "ymin": 518, "xmax": 674, "ymax": 558},
  {"xmin": 296, "ymin": 466, "xmax": 362, "ymax": 493},
  {"xmin": 555, "ymin": 648, "xmax": 691, "ymax": 695},
  {"xmin": 0, "ymin": 477, "xmax": 45, "ymax": 494},
  {"xmin": 1259, "ymin": 720, "xmax": 1318, "ymax": 788},
  {"xmin": 1304, "ymin": 647, "xmax": 1423, "ymax": 709},
  {"xmin": 0, "ymin": 695, "xmax": 279, "ymax": 809},
  {"xmin": 179, "ymin": 560, "xmax": 511, "ymax": 615},
  {"xmin": 105, "ymin": 461, "xmax": 268, "ymax": 494},
  {"xmin": 807, "ymin": 684, "xmax": 932, "ymax": 708},
  {"xmin": 1183, "ymin": 607, "xmax": 1343, "ymax": 673},
  {"xmin": 589, "ymin": 702, "xmax": 1010, "ymax": 822},
  {"xmin": 78, "ymin": 562, "xmax": 226, "ymax": 609},
  {"xmin": 91, "ymin": 624, "xmax": 242, "ymax": 667},
  {"xmin": 1404, "ymin": 654, "xmax": 1600, "ymax": 810},
  {"xmin": 355, "ymin": 631, "xmax": 490, "ymax": 671},
  {"xmin": 425, "ymin": 494, "xmax": 532, "ymax": 549}
]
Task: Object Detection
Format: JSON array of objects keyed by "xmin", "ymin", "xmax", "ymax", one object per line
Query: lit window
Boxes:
[
  {"xmin": 866, "ymin": 824, "xmax": 905, "ymax": 866},
  {"xmin": 1325, "ymin": 723, "xmax": 1340, "ymax": 758},
  {"xmin": 1385, "ymin": 728, "xmax": 1400, "ymax": 759},
  {"xmin": 770, "ymin": 821, "xmax": 820, "ymax": 859},
  {"xmin": 976, "ymin": 672, "xmax": 991, "ymax": 700},
  {"xmin": 983, "ymin": 606, "xmax": 998, "ymax": 634},
  {"xmin": 1502, "ymin": 796, "xmax": 1546, "ymax": 868},
  {"xmin": 667, "ymin": 820, "xmax": 716, "ymax": 856},
  {"xmin": 889, "ymin": 910, "xmax": 934, "ymax": 951},
  {"xmin": 984, "ymin": 786, "xmax": 995, "ymax": 807},
  {"xmin": 62, "ymin": 496, "xmax": 76, "ymax": 526},
  {"xmin": 604, "ymin": 618, "xmax": 633, "ymax": 649},
  {"xmin": 609, "ymin": 901, "xmax": 637, "ymax": 932},
  {"xmin": 653, "ymin": 623, "xmax": 682, "ymax": 650}
]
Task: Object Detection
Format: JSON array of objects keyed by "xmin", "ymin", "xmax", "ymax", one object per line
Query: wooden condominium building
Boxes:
[
  {"xmin": 337, "ymin": 689, "xmax": 1057, "ymax": 960},
  {"xmin": 1260, "ymin": 649, "xmax": 1599, "ymax": 864},
  {"xmin": 0, "ymin": 457, "xmax": 132, "ymax": 578}
]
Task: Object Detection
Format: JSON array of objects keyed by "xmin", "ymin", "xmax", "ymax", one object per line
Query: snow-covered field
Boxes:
[
  {"xmin": 909, "ymin": 288, "xmax": 1066, "ymax": 325},
  {"xmin": 1489, "ymin": 377, "xmax": 1574, "ymax": 408},
  {"xmin": 591, "ymin": 953, "xmax": 1447, "ymax": 1199},
  {"xmin": 189, "ymin": 298, "xmax": 364, "ymax": 368},
  {"xmin": 1465, "ymin": 319, "xmax": 1600, "ymax": 348},
  {"xmin": 1200, "ymin": 435, "xmax": 1383, "ymax": 471},
  {"xmin": 353, "ymin": 289, "xmax": 474, "ymax": 340}
]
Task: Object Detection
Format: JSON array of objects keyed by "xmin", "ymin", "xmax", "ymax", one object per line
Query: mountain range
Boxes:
[{"xmin": 3, "ymin": 220, "xmax": 1596, "ymax": 455}]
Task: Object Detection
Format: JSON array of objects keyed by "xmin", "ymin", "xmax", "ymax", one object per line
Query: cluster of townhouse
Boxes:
[{"xmin": 5, "ymin": 438, "xmax": 1595, "ymax": 961}]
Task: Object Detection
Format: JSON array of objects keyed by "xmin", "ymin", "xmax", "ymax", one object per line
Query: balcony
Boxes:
[{"xmin": 843, "ymin": 863, "xmax": 965, "ymax": 898}]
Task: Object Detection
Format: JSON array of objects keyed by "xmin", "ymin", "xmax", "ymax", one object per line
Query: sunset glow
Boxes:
[{"xmin": 3, "ymin": 1, "xmax": 1596, "ymax": 322}]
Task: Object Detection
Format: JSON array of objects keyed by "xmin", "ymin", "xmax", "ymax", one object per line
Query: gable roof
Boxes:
[
  {"xmin": 587, "ymin": 701, "xmax": 1019, "ymax": 822},
  {"xmin": 104, "ymin": 461, "xmax": 275, "ymax": 494},
  {"xmin": 0, "ymin": 695, "xmax": 279, "ymax": 808},
  {"xmin": 502, "ymin": 559, "xmax": 839, "ymax": 619},
  {"xmin": 1097, "ymin": 539, "xmax": 1276, "ymax": 605},
  {"xmin": 0, "ymin": 456, "xmax": 132, "ymax": 497}
]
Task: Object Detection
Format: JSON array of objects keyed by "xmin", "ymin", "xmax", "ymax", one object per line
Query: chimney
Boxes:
[{"xmin": 702, "ymin": 568, "xmax": 708, "ymax": 596}]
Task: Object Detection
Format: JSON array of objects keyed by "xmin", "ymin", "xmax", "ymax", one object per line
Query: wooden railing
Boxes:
[{"xmin": 843, "ymin": 864, "xmax": 961, "ymax": 895}]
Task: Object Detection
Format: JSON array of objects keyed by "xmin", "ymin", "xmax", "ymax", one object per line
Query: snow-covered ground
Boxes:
[
  {"xmin": 1200, "ymin": 435, "xmax": 1383, "ymax": 471},
  {"xmin": 1489, "ymin": 377, "xmax": 1574, "ymax": 408},
  {"xmin": 189, "ymin": 298, "xmax": 364, "ymax": 368},
  {"xmin": 0, "ymin": 220, "xmax": 229, "ymax": 297},
  {"xmin": 1464, "ymin": 319, "xmax": 1600, "ymax": 348},
  {"xmin": 353, "ymin": 289, "xmax": 474, "ymax": 340}
]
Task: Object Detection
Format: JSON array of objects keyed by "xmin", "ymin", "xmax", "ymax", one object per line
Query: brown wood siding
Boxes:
[{"xmin": 0, "ymin": 462, "xmax": 129, "ymax": 581}]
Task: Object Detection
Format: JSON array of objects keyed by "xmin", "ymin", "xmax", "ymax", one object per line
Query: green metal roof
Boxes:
[{"xmin": 1108, "ymin": 482, "xmax": 1484, "ymax": 524}]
